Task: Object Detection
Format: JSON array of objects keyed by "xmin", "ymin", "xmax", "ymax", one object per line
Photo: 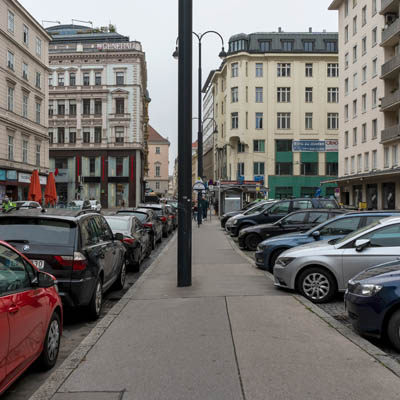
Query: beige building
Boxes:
[
  {"xmin": 209, "ymin": 31, "xmax": 339, "ymax": 199},
  {"xmin": 145, "ymin": 125, "xmax": 170, "ymax": 195},
  {"xmin": 329, "ymin": 0, "xmax": 400, "ymax": 209},
  {"xmin": 0, "ymin": 0, "xmax": 51, "ymax": 201}
]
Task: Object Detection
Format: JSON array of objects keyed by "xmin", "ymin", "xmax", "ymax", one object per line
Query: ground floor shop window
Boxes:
[
  {"xmin": 275, "ymin": 186, "xmax": 293, "ymax": 199},
  {"xmin": 352, "ymin": 185, "xmax": 363, "ymax": 207},
  {"xmin": 83, "ymin": 183, "xmax": 100, "ymax": 202},
  {"xmin": 108, "ymin": 183, "xmax": 129, "ymax": 208},
  {"xmin": 367, "ymin": 184, "xmax": 378, "ymax": 210},
  {"xmin": 383, "ymin": 182, "xmax": 396, "ymax": 210},
  {"xmin": 300, "ymin": 187, "xmax": 318, "ymax": 198}
]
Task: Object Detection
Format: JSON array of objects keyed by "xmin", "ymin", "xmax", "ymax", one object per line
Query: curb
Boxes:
[
  {"xmin": 229, "ymin": 232, "xmax": 400, "ymax": 379},
  {"xmin": 29, "ymin": 233, "xmax": 178, "ymax": 400}
]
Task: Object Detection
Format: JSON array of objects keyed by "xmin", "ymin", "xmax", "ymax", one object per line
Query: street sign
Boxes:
[{"xmin": 193, "ymin": 180, "xmax": 206, "ymax": 191}]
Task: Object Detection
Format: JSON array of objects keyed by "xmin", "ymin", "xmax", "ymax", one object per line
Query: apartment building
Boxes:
[
  {"xmin": 47, "ymin": 24, "xmax": 150, "ymax": 207},
  {"xmin": 145, "ymin": 125, "xmax": 170, "ymax": 195},
  {"xmin": 210, "ymin": 30, "xmax": 339, "ymax": 199},
  {"xmin": 329, "ymin": 0, "xmax": 398, "ymax": 209},
  {"xmin": 0, "ymin": 0, "xmax": 50, "ymax": 201}
]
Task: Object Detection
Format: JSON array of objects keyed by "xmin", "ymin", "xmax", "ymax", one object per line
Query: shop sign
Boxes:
[
  {"xmin": 0, "ymin": 170, "xmax": 6, "ymax": 181},
  {"xmin": 7, "ymin": 170, "xmax": 17, "ymax": 181},
  {"xmin": 18, "ymin": 173, "xmax": 31, "ymax": 183},
  {"xmin": 325, "ymin": 139, "xmax": 339, "ymax": 152},
  {"xmin": 97, "ymin": 42, "xmax": 140, "ymax": 51},
  {"xmin": 292, "ymin": 140, "xmax": 326, "ymax": 152},
  {"xmin": 39, "ymin": 176, "xmax": 47, "ymax": 185}
]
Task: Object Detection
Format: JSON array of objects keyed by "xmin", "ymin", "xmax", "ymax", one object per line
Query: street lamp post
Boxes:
[{"xmin": 173, "ymin": 31, "xmax": 226, "ymax": 227}]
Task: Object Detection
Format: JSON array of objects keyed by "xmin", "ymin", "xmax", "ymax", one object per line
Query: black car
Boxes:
[
  {"xmin": 238, "ymin": 209, "xmax": 346, "ymax": 251},
  {"xmin": 220, "ymin": 200, "xmax": 267, "ymax": 228},
  {"xmin": 138, "ymin": 204, "xmax": 173, "ymax": 237},
  {"xmin": 105, "ymin": 216, "xmax": 151, "ymax": 272},
  {"xmin": 228, "ymin": 197, "xmax": 340, "ymax": 237},
  {"xmin": 0, "ymin": 209, "xmax": 126, "ymax": 320},
  {"xmin": 116, "ymin": 208, "xmax": 163, "ymax": 247},
  {"xmin": 165, "ymin": 204, "xmax": 177, "ymax": 230}
]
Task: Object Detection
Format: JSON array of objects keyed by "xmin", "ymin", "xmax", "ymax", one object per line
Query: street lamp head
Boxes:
[
  {"xmin": 219, "ymin": 46, "xmax": 227, "ymax": 59},
  {"xmin": 213, "ymin": 127, "xmax": 218, "ymax": 134},
  {"xmin": 172, "ymin": 46, "xmax": 179, "ymax": 60}
]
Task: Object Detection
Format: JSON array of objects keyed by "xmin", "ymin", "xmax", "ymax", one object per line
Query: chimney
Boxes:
[
  {"xmin": 278, "ymin": 27, "xmax": 282, "ymax": 33},
  {"xmin": 309, "ymin": 27, "xmax": 312, "ymax": 33}
]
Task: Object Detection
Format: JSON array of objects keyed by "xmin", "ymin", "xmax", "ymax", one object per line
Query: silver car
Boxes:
[{"xmin": 274, "ymin": 215, "xmax": 400, "ymax": 303}]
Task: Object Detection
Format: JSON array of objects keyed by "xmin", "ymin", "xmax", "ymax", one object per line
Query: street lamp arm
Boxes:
[{"xmin": 198, "ymin": 30, "xmax": 225, "ymax": 46}]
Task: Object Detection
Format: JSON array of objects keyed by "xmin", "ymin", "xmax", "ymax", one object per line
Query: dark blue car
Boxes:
[
  {"xmin": 345, "ymin": 261, "xmax": 400, "ymax": 351},
  {"xmin": 255, "ymin": 211, "xmax": 399, "ymax": 272}
]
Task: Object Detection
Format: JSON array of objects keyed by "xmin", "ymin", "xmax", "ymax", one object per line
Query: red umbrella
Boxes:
[
  {"xmin": 44, "ymin": 172, "xmax": 57, "ymax": 206},
  {"xmin": 28, "ymin": 170, "xmax": 42, "ymax": 204}
]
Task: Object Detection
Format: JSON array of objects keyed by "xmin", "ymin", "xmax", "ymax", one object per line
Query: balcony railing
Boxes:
[
  {"xmin": 381, "ymin": 125, "xmax": 400, "ymax": 142},
  {"xmin": 382, "ymin": 53, "xmax": 400, "ymax": 79},
  {"xmin": 381, "ymin": 0, "xmax": 399, "ymax": 14},
  {"xmin": 381, "ymin": 89, "xmax": 400, "ymax": 111},
  {"xmin": 382, "ymin": 18, "xmax": 400, "ymax": 46}
]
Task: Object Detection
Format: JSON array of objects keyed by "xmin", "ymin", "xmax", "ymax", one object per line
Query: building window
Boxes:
[
  {"xmin": 277, "ymin": 87, "xmax": 290, "ymax": 103},
  {"xmin": 69, "ymin": 130, "xmax": 76, "ymax": 144},
  {"xmin": 303, "ymin": 41, "xmax": 314, "ymax": 52},
  {"xmin": 305, "ymin": 87, "xmax": 313, "ymax": 103},
  {"xmin": 94, "ymin": 99, "xmax": 102, "ymax": 115},
  {"xmin": 357, "ymin": 154, "xmax": 362, "ymax": 172},
  {"xmin": 301, "ymin": 162, "xmax": 318, "ymax": 176},
  {"xmin": 384, "ymin": 147, "xmax": 390, "ymax": 168},
  {"xmin": 7, "ymin": 87, "xmax": 14, "ymax": 112},
  {"xmin": 83, "ymin": 129, "xmax": 90, "ymax": 143},
  {"xmin": 372, "ymin": 27, "xmax": 377, "ymax": 46},
  {"xmin": 156, "ymin": 147, "xmax": 161, "ymax": 154},
  {"xmin": 95, "ymin": 127, "xmax": 102, "ymax": 143},
  {"xmin": 155, "ymin": 182, "xmax": 160, "ymax": 190},
  {"xmin": 325, "ymin": 41, "xmax": 337, "ymax": 52},
  {"xmin": 48, "ymin": 101, "xmax": 54, "ymax": 117},
  {"xmin": 275, "ymin": 163, "xmax": 293, "ymax": 176},
  {"xmin": 155, "ymin": 165, "xmax": 161, "ymax": 177},
  {"xmin": 115, "ymin": 127, "xmax": 124, "ymax": 143},
  {"xmin": 362, "ymin": 36, "xmax": 367, "ymax": 55},
  {"xmin": 364, "ymin": 152, "xmax": 369, "ymax": 171},
  {"xmin": 345, "ymin": 158, "xmax": 349, "ymax": 174},
  {"xmin": 345, "ymin": 25, "xmax": 349, "ymax": 43},
  {"xmin": 255, "ymin": 113, "xmax": 263, "ymax": 129},
  {"xmin": 353, "ymin": 45, "xmax": 357, "ymax": 63},
  {"xmin": 277, "ymin": 113, "xmax": 291, "ymax": 129},
  {"xmin": 231, "ymin": 112, "xmax": 239, "ymax": 129},
  {"xmin": 83, "ymin": 73, "xmax": 90, "ymax": 86},
  {"xmin": 83, "ymin": 99, "xmax": 90, "ymax": 115},
  {"xmin": 362, "ymin": 94, "xmax": 367, "ymax": 113},
  {"xmin": 351, "ymin": 156, "xmax": 355, "ymax": 173},
  {"xmin": 95, "ymin": 72, "xmax": 102, "ymax": 86},
  {"xmin": 372, "ymin": 119, "xmax": 378, "ymax": 139},
  {"xmin": 372, "ymin": 58, "xmax": 377, "ymax": 76},
  {"xmin": 277, "ymin": 63, "xmax": 291, "ymax": 77},
  {"xmin": 231, "ymin": 87, "xmax": 238, "ymax": 103},
  {"xmin": 8, "ymin": 10, "xmax": 14, "ymax": 33},
  {"xmin": 49, "ymin": 131, "xmax": 53, "ymax": 144},
  {"xmin": 327, "ymin": 87, "xmax": 339, "ymax": 103},
  {"xmin": 36, "ymin": 38, "xmax": 42, "ymax": 56},
  {"xmin": 345, "ymin": 0, "xmax": 349, "ymax": 16},
  {"xmin": 326, "ymin": 161, "xmax": 338, "ymax": 176},
  {"xmin": 362, "ymin": 65, "xmax": 367, "ymax": 83},
  {"xmin": 353, "ymin": 99, "xmax": 357, "ymax": 117},
  {"xmin": 35, "ymin": 102, "xmax": 41, "ymax": 124},
  {"xmin": 255, "ymin": 87, "xmax": 263, "ymax": 103},
  {"xmin": 8, "ymin": 136, "xmax": 14, "ymax": 160},
  {"xmin": 253, "ymin": 162, "xmax": 265, "ymax": 176},
  {"xmin": 69, "ymin": 100, "xmax": 76, "ymax": 116},
  {"xmin": 372, "ymin": 87, "xmax": 377, "ymax": 108},
  {"xmin": 58, "ymin": 73, "xmax": 64, "ymax": 86},
  {"xmin": 345, "ymin": 53, "xmax": 349, "ymax": 69},
  {"xmin": 7, "ymin": 51, "xmax": 14, "ymax": 70},
  {"xmin": 362, "ymin": 123, "xmax": 367, "ymax": 142},
  {"xmin": 35, "ymin": 72, "xmax": 41, "ymax": 88},
  {"xmin": 327, "ymin": 63, "xmax": 339, "ymax": 77},
  {"xmin": 232, "ymin": 63, "xmax": 239, "ymax": 77},
  {"xmin": 237, "ymin": 142, "xmax": 245, "ymax": 153},
  {"xmin": 345, "ymin": 78, "xmax": 349, "ymax": 95},
  {"xmin": 22, "ymin": 63, "xmax": 28, "ymax": 80},
  {"xmin": 305, "ymin": 63, "xmax": 313, "ymax": 77},
  {"xmin": 57, "ymin": 100, "xmax": 65, "ymax": 115},
  {"xmin": 276, "ymin": 139, "xmax": 292, "ymax": 152},
  {"xmin": 353, "ymin": 127, "xmax": 358, "ymax": 145},
  {"xmin": 22, "ymin": 140, "xmax": 28, "ymax": 163},
  {"xmin": 253, "ymin": 140, "xmax": 265, "ymax": 152},
  {"xmin": 372, "ymin": 150, "xmax": 377, "ymax": 169},
  {"xmin": 393, "ymin": 145, "xmax": 399, "ymax": 166},
  {"xmin": 49, "ymin": 74, "xmax": 53, "ymax": 87},
  {"xmin": 57, "ymin": 127, "xmax": 65, "ymax": 144},
  {"xmin": 345, "ymin": 104, "xmax": 349, "ymax": 121},
  {"xmin": 372, "ymin": 0, "xmax": 377, "ymax": 14},
  {"xmin": 36, "ymin": 144, "xmax": 40, "ymax": 167},
  {"xmin": 89, "ymin": 158, "xmax": 96, "ymax": 176},
  {"xmin": 115, "ymin": 157, "xmax": 124, "ymax": 176},
  {"xmin": 305, "ymin": 113, "xmax": 313, "ymax": 130},
  {"xmin": 327, "ymin": 113, "xmax": 339, "ymax": 130},
  {"xmin": 353, "ymin": 16, "xmax": 357, "ymax": 35},
  {"xmin": 116, "ymin": 98, "xmax": 124, "ymax": 114},
  {"xmin": 255, "ymin": 63, "xmax": 263, "ymax": 77},
  {"xmin": 23, "ymin": 24, "xmax": 29, "ymax": 45},
  {"xmin": 345, "ymin": 131, "xmax": 349, "ymax": 148},
  {"xmin": 237, "ymin": 162, "xmax": 245, "ymax": 177},
  {"xmin": 259, "ymin": 41, "xmax": 270, "ymax": 52},
  {"xmin": 281, "ymin": 40, "xmax": 293, "ymax": 51},
  {"xmin": 23, "ymin": 95, "xmax": 28, "ymax": 118},
  {"xmin": 69, "ymin": 72, "xmax": 76, "ymax": 86}
]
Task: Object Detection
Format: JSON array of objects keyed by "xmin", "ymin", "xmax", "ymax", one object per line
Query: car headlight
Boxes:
[
  {"xmin": 275, "ymin": 257, "xmax": 295, "ymax": 267},
  {"xmin": 349, "ymin": 282, "xmax": 383, "ymax": 297},
  {"xmin": 233, "ymin": 220, "xmax": 239, "ymax": 225}
]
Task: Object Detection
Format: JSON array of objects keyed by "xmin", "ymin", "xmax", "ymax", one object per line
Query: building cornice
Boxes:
[
  {"xmin": 328, "ymin": 0, "xmax": 344, "ymax": 10},
  {"xmin": 0, "ymin": 112, "xmax": 49, "ymax": 140}
]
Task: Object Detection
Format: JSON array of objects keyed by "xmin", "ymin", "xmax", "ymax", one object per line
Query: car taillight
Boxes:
[
  {"xmin": 123, "ymin": 237, "xmax": 135, "ymax": 245},
  {"xmin": 160, "ymin": 216, "xmax": 167, "ymax": 222},
  {"xmin": 169, "ymin": 215, "xmax": 174, "ymax": 219},
  {"xmin": 144, "ymin": 223, "xmax": 153, "ymax": 228},
  {"xmin": 54, "ymin": 252, "xmax": 87, "ymax": 271}
]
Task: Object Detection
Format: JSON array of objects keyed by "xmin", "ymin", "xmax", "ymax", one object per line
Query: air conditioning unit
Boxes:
[{"xmin": 386, "ymin": 13, "xmax": 397, "ymax": 25}]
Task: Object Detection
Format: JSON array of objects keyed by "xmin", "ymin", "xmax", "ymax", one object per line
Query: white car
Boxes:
[
  {"xmin": 15, "ymin": 201, "xmax": 42, "ymax": 210},
  {"xmin": 89, "ymin": 200, "xmax": 101, "ymax": 212}
]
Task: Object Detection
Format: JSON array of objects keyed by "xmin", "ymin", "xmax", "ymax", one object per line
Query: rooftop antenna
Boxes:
[
  {"xmin": 72, "ymin": 19, "xmax": 93, "ymax": 28},
  {"xmin": 42, "ymin": 20, "xmax": 61, "ymax": 27}
]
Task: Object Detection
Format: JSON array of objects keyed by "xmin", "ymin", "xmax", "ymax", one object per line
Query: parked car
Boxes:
[
  {"xmin": 116, "ymin": 208, "xmax": 163, "ymax": 247},
  {"xmin": 165, "ymin": 204, "xmax": 178, "ymax": 229},
  {"xmin": 0, "ymin": 209, "xmax": 126, "ymax": 320},
  {"xmin": 273, "ymin": 214, "xmax": 400, "ymax": 303},
  {"xmin": 228, "ymin": 198, "xmax": 340, "ymax": 237},
  {"xmin": 89, "ymin": 200, "xmax": 101, "ymax": 212},
  {"xmin": 105, "ymin": 215, "xmax": 151, "ymax": 272},
  {"xmin": 165, "ymin": 199, "xmax": 178, "ymax": 210},
  {"xmin": 345, "ymin": 260, "xmax": 400, "ymax": 351},
  {"xmin": 0, "ymin": 240, "xmax": 63, "ymax": 395},
  {"xmin": 220, "ymin": 199, "xmax": 267, "ymax": 228},
  {"xmin": 14, "ymin": 201, "xmax": 42, "ymax": 210},
  {"xmin": 255, "ymin": 211, "xmax": 398, "ymax": 272},
  {"xmin": 238, "ymin": 209, "xmax": 346, "ymax": 251},
  {"xmin": 138, "ymin": 204, "xmax": 173, "ymax": 237},
  {"xmin": 68, "ymin": 200, "xmax": 91, "ymax": 210}
]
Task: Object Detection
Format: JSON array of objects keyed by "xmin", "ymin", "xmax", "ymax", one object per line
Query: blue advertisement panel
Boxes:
[
  {"xmin": 292, "ymin": 140, "xmax": 326, "ymax": 152},
  {"xmin": 7, "ymin": 170, "xmax": 17, "ymax": 181},
  {"xmin": 0, "ymin": 170, "xmax": 5, "ymax": 181}
]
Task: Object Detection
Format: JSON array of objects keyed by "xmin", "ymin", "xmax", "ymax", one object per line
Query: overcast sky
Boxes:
[{"xmin": 20, "ymin": 0, "xmax": 338, "ymax": 174}]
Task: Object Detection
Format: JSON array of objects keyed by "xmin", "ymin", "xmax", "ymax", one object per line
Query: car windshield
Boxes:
[
  {"xmin": 334, "ymin": 220, "xmax": 382, "ymax": 245},
  {"xmin": 105, "ymin": 217, "xmax": 130, "ymax": 231},
  {"xmin": 0, "ymin": 217, "xmax": 76, "ymax": 246},
  {"xmin": 244, "ymin": 202, "xmax": 272, "ymax": 216},
  {"xmin": 167, "ymin": 201, "xmax": 177, "ymax": 208},
  {"xmin": 118, "ymin": 212, "xmax": 147, "ymax": 222}
]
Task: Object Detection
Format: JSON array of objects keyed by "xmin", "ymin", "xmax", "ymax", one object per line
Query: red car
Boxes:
[{"xmin": 0, "ymin": 240, "xmax": 62, "ymax": 395}]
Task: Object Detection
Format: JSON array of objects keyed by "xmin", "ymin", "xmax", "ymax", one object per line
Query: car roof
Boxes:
[
  {"xmin": 138, "ymin": 203, "xmax": 163, "ymax": 209},
  {"xmin": 0, "ymin": 208, "xmax": 100, "ymax": 221},
  {"xmin": 287, "ymin": 209, "xmax": 346, "ymax": 215}
]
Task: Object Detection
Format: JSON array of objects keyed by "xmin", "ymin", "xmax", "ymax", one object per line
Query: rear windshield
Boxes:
[
  {"xmin": 0, "ymin": 217, "xmax": 76, "ymax": 246},
  {"xmin": 105, "ymin": 218, "xmax": 130, "ymax": 231},
  {"xmin": 319, "ymin": 199, "xmax": 338, "ymax": 209},
  {"xmin": 118, "ymin": 212, "xmax": 147, "ymax": 222}
]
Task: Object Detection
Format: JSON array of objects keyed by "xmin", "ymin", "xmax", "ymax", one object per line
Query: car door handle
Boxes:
[
  {"xmin": 8, "ymin": 305, "xmax": 19, "ymax": 315},
  {"xmin": 99, "ymin": 251, "xmax": 105, "ymax": 259}
]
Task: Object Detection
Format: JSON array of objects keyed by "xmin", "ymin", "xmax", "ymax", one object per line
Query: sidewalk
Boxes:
[{"xmin": 32, "ymin": 217, "xmax": 400, "ymax": 400}]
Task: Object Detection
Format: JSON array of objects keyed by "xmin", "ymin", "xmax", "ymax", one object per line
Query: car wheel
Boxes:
[
  {"xmin": 269, "ymin": 249, "xmax": 287, "ymax": 273},
  {"xmin": 152, "ymin": 234, "xmax": 156, "ymax": 250},
  {"xmin": 87, "ymin": 278, "xmax": 103, "ymax": 320},
  {"xmin": 113, "ymin": 262, "xmax": 126, "ymax": 290},
  {"xmin": 39, "ymin": 312, "xmax": 61, "ymax": 370},
  {"xmin": 297, "ymin": 267, "xmax": 336, "ymax": 304},
  {"xmin": 163, "ymin": 229, "xmax": 168, "ymax": 238},
  {"xmin": 245, "ymin": 233, "xmax": 262, "ymax": 251},
  {"xmin": 157, "ymin": 233, "xmax": 162, "ymax": 244},
  {"xmin": 387, "ymin": 310, "xmax": 400, "ymax": 351}
]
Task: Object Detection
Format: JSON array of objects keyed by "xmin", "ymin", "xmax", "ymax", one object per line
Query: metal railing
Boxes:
[
  {"xmin": 381, "ymin": 125, "xmax": 400, "ymax": 142},
  {"xmin": 382, "ymin": 53, "xmax": 400, "ymax": 78},
  {"xmin": 382, "ymin": 18, "xmax": 400, "ymax": 45},
  {"xmin": 381, "ymin": 89, "xmax": 400, "ymax": 110}
]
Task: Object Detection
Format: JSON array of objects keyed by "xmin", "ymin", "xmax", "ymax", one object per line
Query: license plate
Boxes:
[{"xmin": 32, "ymin": 260, "xmax": 44, "ymax": 270}]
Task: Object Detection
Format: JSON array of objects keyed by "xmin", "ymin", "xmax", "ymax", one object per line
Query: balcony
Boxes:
[
  {"xmin": 381, "ymin": 125, "xmax": 400, "ymax": 143},
  {"xmin": 381, "ymin": 0, "xmax": 399, "ymax": 15},
  {"xmin": 382, "ymin": 18, "xmax": 400, "ymax": 47},
  {"xmin": 381, "ymin": 89, "xmax": 400, "ymax": 111},
  {"xmin": 382, "ymin": 54, "xmax": 400, "ymax": 79}
]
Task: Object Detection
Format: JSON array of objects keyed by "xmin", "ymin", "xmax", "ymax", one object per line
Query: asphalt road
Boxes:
[{"xmin": 2, "ymin": 230, "xmax": 176, "ymax": 400}]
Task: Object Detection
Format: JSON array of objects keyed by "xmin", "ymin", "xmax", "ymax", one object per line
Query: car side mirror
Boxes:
[
  {"xmin": 312, "ymin": 231, "xmax": 320, "ymax": 240},
  {"xmin": 34, "ymin": 272, "xmax": 55, "ymax": 288},
  {"xmin": 114, "ymin": 233, "xmax": 124, "ymax": 241},
  {"xmin": 264, "ymin": 210, "xmax": 270, "ymax": 215},
  {"xmin": 355, "ymin": 238, "xmax": 370, "ymax": 252}
]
